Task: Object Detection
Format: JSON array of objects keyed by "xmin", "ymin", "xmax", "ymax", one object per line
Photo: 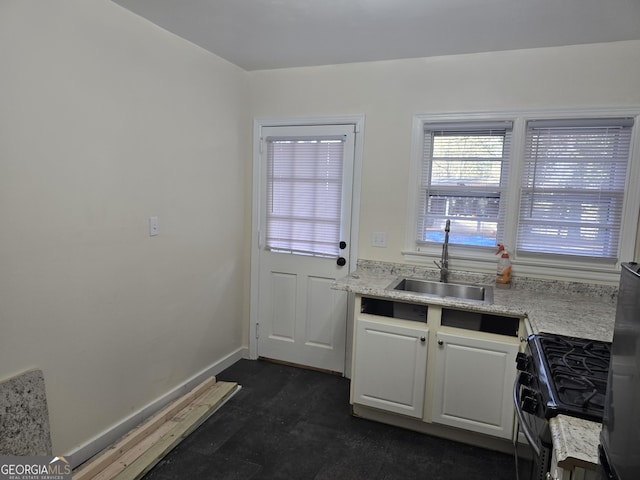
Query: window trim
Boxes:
[{"xmin": 404, "ymin": 108, "xmax": 640, "ymax": 284}]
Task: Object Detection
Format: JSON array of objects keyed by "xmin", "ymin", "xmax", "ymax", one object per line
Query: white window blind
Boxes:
[
  {"xmin": 418, "ymin": 121, "xmax": 512, "ymax": 247},
  {"xmin": 265, "ymin": 136, "xmax": 345, "ymax": 257},
  {"xmin": 518, "ymin": 118, "xmax": 633, "ymax": 260}
]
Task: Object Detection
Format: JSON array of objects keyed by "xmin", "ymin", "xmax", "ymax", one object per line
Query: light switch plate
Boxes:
[{"xmin": 372, "ymin": 232, "xmax": 387, "ymax": 247}]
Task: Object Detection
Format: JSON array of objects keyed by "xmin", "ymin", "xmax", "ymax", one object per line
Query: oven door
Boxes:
[
  {"xmin": 597, "ymin": 444, "xmax": 618, "ymax": 480},
  {"xmin": 514, "ymin": 371, "xmax": 552, "ymax": 480}
]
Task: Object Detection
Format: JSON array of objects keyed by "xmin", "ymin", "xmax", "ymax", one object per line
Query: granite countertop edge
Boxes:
[{"xmin": 549, "ymin": 415, "xmax": 602, "ymax": 471}]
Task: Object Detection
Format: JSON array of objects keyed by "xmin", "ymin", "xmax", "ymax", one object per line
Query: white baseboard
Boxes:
[{"xmin": 67, "ymin": 346, "xmax": 249, "ymax": 468}]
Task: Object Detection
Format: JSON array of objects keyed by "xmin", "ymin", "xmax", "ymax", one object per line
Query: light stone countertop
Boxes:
[
  {"xmin": 549, "ymin": 415, "xmax": 602, "ymax": 471},
  {"xmin": 334, "ymin": 260, "xmax": 617, "ymax": 342},
  {"xmin": 335, "ymin": 259, "xmax": 618, "ymax": 469},
  {"xmin": 0, "ymin": 369, "xmax": 52, "ymax": 456}
]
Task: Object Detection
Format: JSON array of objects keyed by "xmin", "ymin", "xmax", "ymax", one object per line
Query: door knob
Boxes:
[
  {"xmin": 420, "ymin": 337, "xmax": 426, "ymax": 343},
  {"xmin": 339, "ymin": 241, "xmax": 347, "ymax": 250},
  {"xmin": 337, "ymin": 257, "xmax": 346, "ymax": 266},
  {"xmin": 437, "ymin": 340, "xmax": 444, "ymax": 346}
]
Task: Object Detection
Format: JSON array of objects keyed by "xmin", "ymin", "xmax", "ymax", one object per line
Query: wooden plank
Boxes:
[
  {"xmin": 90, "ymin": 381, "xmax": 231, "ymax": 480},
  {"xmin": 73, "ymin": 376, "xmax": 218, "ymax": 480},
  {"xmin": 112, "ymin": 381, "xmax": 238, "ymax": 480},
  {"xmin": 91, "ymin": 422, "xmax": 176, "ymax": 480}
]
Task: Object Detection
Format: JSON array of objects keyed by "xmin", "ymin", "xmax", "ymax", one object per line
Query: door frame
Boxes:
[{"xmin": 249, "ymin": 115, "xmax": 365, "ymax": 369}]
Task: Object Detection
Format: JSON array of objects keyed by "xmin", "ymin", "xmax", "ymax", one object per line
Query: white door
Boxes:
[{"xmin": 255, "ymin": 124, "xmax": 356, "ymax": 373}]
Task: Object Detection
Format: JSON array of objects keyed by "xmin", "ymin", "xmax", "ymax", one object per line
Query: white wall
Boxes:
[
  {"xmin": 0, "ymin": 0, "xmax": 249, "ymax": 455},
  {"xmin": 249, "ymin": 40, "xmax": 640, "ymax": 264},
  {"xmin": 2, "ymin": 0, "xmax": 639, "ymax": 459}
]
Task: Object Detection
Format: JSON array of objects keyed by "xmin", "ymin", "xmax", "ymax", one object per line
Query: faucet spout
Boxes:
[{"xmin": 439, "ymin": 220, "xmax": 450, "ymax": 283}]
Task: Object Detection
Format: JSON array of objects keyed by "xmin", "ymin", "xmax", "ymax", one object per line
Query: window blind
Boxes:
[
  {"xmin": 418, "ymin": 121, "xmax": 512, "ymax": 247},
  {"xmin": 265, "ymin": 136, "xmax": 345, "ymax": 257},
  {"xmin": 517, "ymin": 118, "xmax": 633, "ymax": 260}
]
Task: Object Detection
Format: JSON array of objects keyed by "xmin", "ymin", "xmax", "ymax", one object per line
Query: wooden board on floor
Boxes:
[{"xmin": 73, "ymin": 378, "xmax": 238, "ymax": 480}]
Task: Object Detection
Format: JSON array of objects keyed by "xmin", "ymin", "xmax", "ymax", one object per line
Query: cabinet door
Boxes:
[
  {"xmin": 352, "ymin": 318, "xmax": 428, "ymax": 418},
  {"xmin": 432, "ymin": 332, "xmax": 519, "ymax": 439}
]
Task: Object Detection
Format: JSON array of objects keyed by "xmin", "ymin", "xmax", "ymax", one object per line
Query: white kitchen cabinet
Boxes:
[
  {"xmin": 431, "ymin": 330, "xmax": 519, "ymax": 439},
  {"xmin": 350, "ymin": 296, "xmax": 523, "ymax": 442},
  {"xmin": 352, "ymin": 316, "xmax": 428, "ymax": 418}
]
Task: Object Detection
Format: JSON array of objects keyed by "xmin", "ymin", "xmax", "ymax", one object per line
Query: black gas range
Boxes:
[
  {"xmin": 514, "ymin": 333, "xmax": 611, "ymax": 480},
  {"xmin": 522, "ymin": 333, "xmax": 611, "ymax": 420}
]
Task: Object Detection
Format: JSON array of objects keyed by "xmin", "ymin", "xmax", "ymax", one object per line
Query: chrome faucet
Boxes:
[{"xmin": 434, "ymin": 219, "xmax": 450, "ymax": 283}]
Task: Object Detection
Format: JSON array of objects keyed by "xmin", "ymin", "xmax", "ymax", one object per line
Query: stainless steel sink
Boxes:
[{"xmin": 386, "ymin": 278, "xmax": 493, "ymax": 304}]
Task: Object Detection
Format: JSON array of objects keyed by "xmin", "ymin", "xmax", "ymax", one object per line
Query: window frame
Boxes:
[
  {"xmin": 417, "ymin": 120, "xmax": 513, "ymax": 250},
  {"xmin": 404, "ymin": 108, "xmax": 640, "ymax": 283},
  {"xmin": 517, "ymin": 118, "xmax": 633, "ymax": 261}
]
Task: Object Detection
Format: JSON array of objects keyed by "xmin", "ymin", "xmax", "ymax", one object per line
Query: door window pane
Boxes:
[{"xmin": 266, "ymin": 138, "xmax": 344, "ymax": 257}]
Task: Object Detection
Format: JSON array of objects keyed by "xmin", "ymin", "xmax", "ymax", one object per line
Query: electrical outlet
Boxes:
[
  {"xmin": 149, "ymin": 216, "xmax": 159, "ymax": 236},
  {"xmin": 372, "ymin": 232, "xmax": 387, "ymax": 247}
]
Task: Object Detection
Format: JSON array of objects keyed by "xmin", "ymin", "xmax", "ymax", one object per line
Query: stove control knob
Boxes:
[
  {"xmin": 515, "ymin": 352, "xmax": 529, "ymax": 371},
  {"xmin": 519, "ymin": 371, "xmax": 534, "ymax": 386},
  {"xmin": 521, "ymin": 389, "xmax": 538, "ymax": 414}
]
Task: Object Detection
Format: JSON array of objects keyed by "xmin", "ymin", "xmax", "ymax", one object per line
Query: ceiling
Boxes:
[{"xmin": 112, "ymin": 0, "xmax": 640, "ymax": 71}]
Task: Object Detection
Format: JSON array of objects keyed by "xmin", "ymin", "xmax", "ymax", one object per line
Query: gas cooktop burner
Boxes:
[
  {"xmin": 553, "ymin": 373, "xmax": 606, "ymax": 409},
  {"xmin": 540, "ymin": 336, "xmax": 610, "ymax": 373},
  {"xmin": 530, "ymin": 333, "xmax": 611, "ymax": 421}
]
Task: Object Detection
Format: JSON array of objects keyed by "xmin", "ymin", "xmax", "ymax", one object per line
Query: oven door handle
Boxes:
[{"xmin": 513, "ymin": 372, "xmax": 541, "ymax": 457}]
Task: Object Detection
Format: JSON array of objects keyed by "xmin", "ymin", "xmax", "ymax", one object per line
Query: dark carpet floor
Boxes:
[{"xmin": 142, "ymin": 359, "xmax": 516, "ymax": 480}]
